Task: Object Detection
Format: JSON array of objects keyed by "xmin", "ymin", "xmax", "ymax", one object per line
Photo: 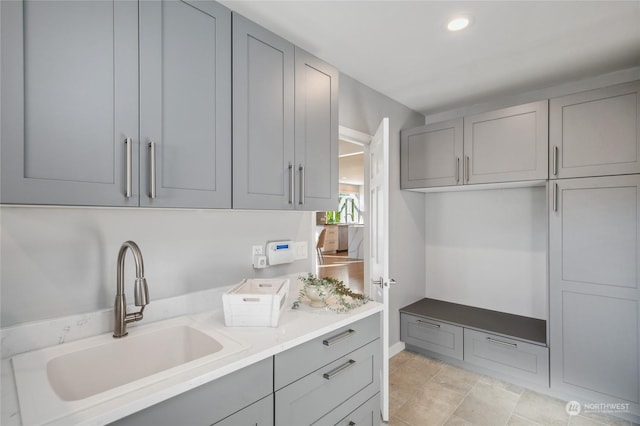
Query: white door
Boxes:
[{"xmin": 369, "ymin": 117, "xmax": 392, "ymax": 421}]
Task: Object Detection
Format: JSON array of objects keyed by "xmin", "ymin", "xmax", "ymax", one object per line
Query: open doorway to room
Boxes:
[{"xmin": 315, "ymin": 127, "xmax": 370, "ymax": 295}]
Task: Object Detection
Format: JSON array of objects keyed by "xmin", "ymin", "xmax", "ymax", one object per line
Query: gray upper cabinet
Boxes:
[
  {"xmin": 294, "ymin": 47, "xmax": 339, "ymax": 211},
  {"xmin": 232, "ymin": 13, "xmax": 295, "ymax": 210},
  {"xmin": 549, "ymin": 175, "xmax": 640, "ymax": 411},
  {"xmin": 233, "ymin": 14, "xmax": 338, "ymax": 210},
  {"xmin": 464, "ymin": 101, "xmax": 548, "ymax": 184},
  {"xmin": 550, "ymin": 81, "xmax": 640, "ymax": 179},
  {"xmin": 400, "ymin": 101, "xmax": 548, "ymax": 190},
  {"xmin": 1, "ymin": 0, "xmax": 139, "ymax": 206},
  {"xmin": 139, "ymin": 0, "xmax": 231, "ymax": 208},
  {"xmin": 1, "ymin": 0, "xmax": 231, "ymax": 208},
  {"xmin": 400, "ymin": 119, "xmax": 463, "ymax": 189}
]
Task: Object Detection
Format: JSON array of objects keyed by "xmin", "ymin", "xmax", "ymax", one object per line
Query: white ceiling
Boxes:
[{"xmin": 220, "ymin": 0, "xmax": 640, "ymax": 116}]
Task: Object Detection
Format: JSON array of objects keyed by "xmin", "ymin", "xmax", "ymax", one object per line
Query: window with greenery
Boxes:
[{"xmin": 326, "ymin": 192, "xmax": 362, "ymax": 224}]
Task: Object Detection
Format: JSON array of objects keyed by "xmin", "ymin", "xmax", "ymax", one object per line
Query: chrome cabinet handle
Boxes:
[
  {"xmin": 323, "ymin": 359, "xmax": 356, "ymax": 380},
  {"xmin": 124, "ymin": 138, "xmax": 132, "ymax": 198},
  {"xmin": 417, "ymin": 319, "xmax": 440, "ymax": 329},
  {"xmin": 486, "ymin": 337, "xmax": 517, "ymax": 349},
  {"xmin": 323, "ymin": 329, "xmax": 356, "ymax": 346},
  {"xmin": 288, "ymin": 163, "xmax": 294, "ymax": 205},
  {"xmin": 299, "ymin": 164, "xmax": 305, "ymax": 205},
  {"xmin": 456, "ymin": 157, "xmax": 460, "ymax": 183},
  {"xmin": 149, "ymin": 141, "xmax": 156, "ymax": 199},
  {"xmin": 465, "ymin": 155, "xmax": 470, "ymax": 183},
  {"xmin": 552, "ymin": 146, "xmax": 559, "ymax": 176},
  {"xmin": 553, "ymin": 182, "xmax": 558, "ymax": 213}
]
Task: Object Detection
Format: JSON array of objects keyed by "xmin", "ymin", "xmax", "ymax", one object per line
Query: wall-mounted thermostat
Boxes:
[{"xmin": 266, "ymin": 240, "xmax": 295, "ymax": 265}]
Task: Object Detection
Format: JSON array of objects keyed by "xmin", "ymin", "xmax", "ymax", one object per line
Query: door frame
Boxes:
[{"xmin": 337, "ymin": 125, "xmax": 373, "ymax": 293}]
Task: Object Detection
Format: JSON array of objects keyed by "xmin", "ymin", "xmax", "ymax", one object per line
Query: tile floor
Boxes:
[{"xmin": 389, "ymin": 350, "xmax": 637, "ymax": 426}]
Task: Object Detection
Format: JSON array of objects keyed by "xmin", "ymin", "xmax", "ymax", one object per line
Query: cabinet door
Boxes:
[
  {"xmin": 232, "ymin": 13, "xmax": 295, "ymax": 210},
  {"xmin": 214, "ymin": 394, "xmax": 273, "ymax": 426},
  {"xmin": 549, "ymin": 176, "xmax": 640, "ymax": 410},
  {"xmin": 1, "ymin": 0, "xmax": 139, "ymax": 206},
  {"xmin": 464, "ymin": 101, "xmax": 548, "ymax": 184},
  {"xmin": 111, "ymin": 357, "xmax": 273, "ymax": 426},
  {"xmin": 550, "ymin": 81, "xmax": 640, "ymax": 179},
  {"xmin": 294, "ymin": 47, "xmax": 339, "ymax": 211},
  {"xmin": 335, "ymin": 393, "xmax": 381, "ymax": 426},
  {"xmin": 400, "ymin": 119, "xmax": 463, "ymax": 189},
  {"xmin": 139, "ymin": 0, "xmax": 231, "ymax": 208}
]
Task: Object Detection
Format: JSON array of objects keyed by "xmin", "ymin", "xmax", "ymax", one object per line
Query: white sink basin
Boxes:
[
  {"xmin": 47, "ymin": 325, "xmax": 223, "ymax": 401},
  {"xmin": 12, "ymin": 315, "xmax": 249, "ymax": 426}
]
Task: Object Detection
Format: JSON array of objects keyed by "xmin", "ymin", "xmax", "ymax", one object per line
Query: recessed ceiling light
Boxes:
[{"xmin": 447, "ymin": 16, "xmax": 470, "ymax": 32}]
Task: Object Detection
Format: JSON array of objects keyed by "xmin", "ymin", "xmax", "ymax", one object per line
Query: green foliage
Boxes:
[{"xmin": 297, "ymin": 273, "xmax": 368, "ymax": 313}]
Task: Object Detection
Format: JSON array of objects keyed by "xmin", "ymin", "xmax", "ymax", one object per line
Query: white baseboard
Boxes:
[{"xmin": 389, "ymin": 341, "xmax": 406, "ymax": 358}]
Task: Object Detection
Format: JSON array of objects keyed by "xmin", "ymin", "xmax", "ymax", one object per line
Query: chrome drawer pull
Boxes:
[
  {"xmin": 323, "ymin": 329, "xmax": 356, "ymax": 346},
  {"xmin": 149, "ymin": 141, "xmax": 156, "ymax": 199},
  {"xmin": 288, "ymin": 162, "xmax": 294, "ymax": 205},
  {"xmin": 299, "ymin": 164, "xmax": 305, "ymax": 205},
  {"xmin": 323, "ymin": 359, "xmax": 356, "ymax": 380},
  {"xmin": 486, "ymin": 337, "xmax": 517, "ymax": 349},
  {"xmin": 124, "ymin": 137, "xmax": 132, "ymax": 198},
  {"xmin": 417, "ymin": 319, "xmax": 440, "ymax": 329}
]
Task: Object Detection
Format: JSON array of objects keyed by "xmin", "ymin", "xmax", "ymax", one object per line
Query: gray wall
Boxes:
[
  {"xmin": 0, "ymin": 206, "xmax": 313, "ymax": 326},
  {"xmin": 339, "ymin": 73, "xmax": 425, "ymax": 347},
  {"xmin": 425, "ymin": 187, "xmax": 547, "ymax": 319}
]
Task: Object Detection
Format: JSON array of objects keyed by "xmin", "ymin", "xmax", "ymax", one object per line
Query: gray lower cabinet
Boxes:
[
  {"xmin": 232, "ymin": 14, "xmax": 338, "ymax": 211},
  {"xmin": 400, "ymin": 313, "xmax": 463, "ymax": 360},
  {"xmin": 274, "ymin": 313, "xmax": 381, "ymax": 426},
  {"xmin": 1, "ymin": 0, "xmax": 139, "ymax": 206},
  {"xmin": 275, "ymin": 339, "xmax": 380, "ymax": 426},
  {"xmin": 463, "ymin": 329, "xmax": 548, "ymax": 387},
  {"xmin": 335, "ymin": 393, "xmax": 380, "ymax": 426},
  {"xmin": 464, "ymin": 100, "xmax": 548, "ymax": 184},
  {"xmin": 550, "ymin": 81, "xmax": 640, "ymax": 179},
  {"xmin": 1, "ymin": 0, "xmax": 232, "ymax": 208},
  {"xmin": 110, "ymin": 357, "xmax": 273, "ymax": 426},
  {"xmin": 214, "ymin": 394, "xmax": 273, "ymax": 426},
  {"xmin": 139, "ymin": 0, "xmax": 231, "ymax": 208},
  {"xmin": 549, "ymin": 175, "xmax": 640, "ymax": 415},
  {"xmin": 400, "ymin": 303, "xmax": 549, "ymax": 388}
]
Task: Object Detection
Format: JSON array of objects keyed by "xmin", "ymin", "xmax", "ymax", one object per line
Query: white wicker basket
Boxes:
[{"xmin": 222, "ymin": 278, "xmax": 289, "ymax": 327}]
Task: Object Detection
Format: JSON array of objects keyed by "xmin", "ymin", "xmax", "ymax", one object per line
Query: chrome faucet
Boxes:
[{"xmin": 113, "ymin": 241, "xmax": 149, "ymax": 338}]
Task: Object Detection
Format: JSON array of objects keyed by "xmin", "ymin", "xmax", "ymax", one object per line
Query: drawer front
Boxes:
[
  {"xmin": 275, "ymin": 339, "xmax": 380, "ymax": 426},
  {"xmin": 111, "ymin": 358, "xmax": 273, "ymax": 426},
  {"xmin": 464, "ymin": 329, "xmax": 549, "ymax": 387},
  {"xmin": 275, "ymin": 313, "xmax": 380, "ymax": 389},
  {"xmin": 214, "ymin": 394, "xmax": 273, "ymax": 426},
  {"xmin": 335, "ymin": 393, "xmax": 381, "ymax": 426},
  {"xmin": 400, "ymin": 313, "xmax": 463, "ymax": 360}
]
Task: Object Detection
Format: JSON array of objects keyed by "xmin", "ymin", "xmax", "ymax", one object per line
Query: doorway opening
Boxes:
[{"xmin": 315, "ymin": 126, "xmax": 372, "ymax": 296}]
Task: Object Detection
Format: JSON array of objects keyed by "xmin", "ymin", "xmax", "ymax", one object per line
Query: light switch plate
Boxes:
[{"xmin": 294, "ymin": 241, "xmax": 308, "ymax": 260}]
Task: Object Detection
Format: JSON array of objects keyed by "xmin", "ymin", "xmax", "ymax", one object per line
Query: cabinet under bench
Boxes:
[{"xmin": 400, "ymin": 298, "xmax": 548, "ymax": 387}]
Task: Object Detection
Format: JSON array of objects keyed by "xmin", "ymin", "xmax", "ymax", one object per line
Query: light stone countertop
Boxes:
[{"xmin": 1, "ymin": 275, "xmax": 382, "ymax": 426}]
